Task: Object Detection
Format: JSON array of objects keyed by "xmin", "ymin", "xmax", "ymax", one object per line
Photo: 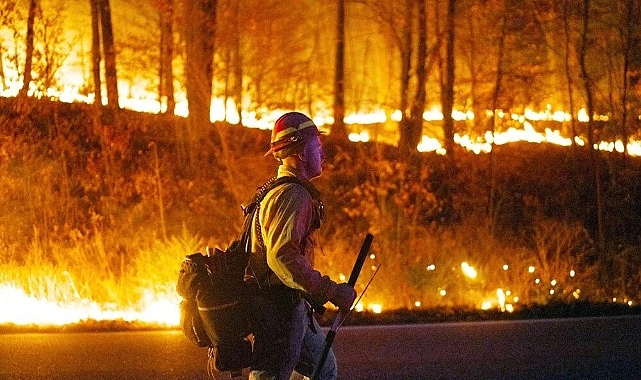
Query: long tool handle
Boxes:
[
  {"xmin": 312, "ymin": 233, "xmax": 374, "ymax": 380},
  {"xmin": 348, "ymin": 233, "xmax": 373, "ymax": 286}
]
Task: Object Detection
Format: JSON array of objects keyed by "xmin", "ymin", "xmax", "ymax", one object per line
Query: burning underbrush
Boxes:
[
  {"xmin": 1, "ymin": 97, "xmax": 640, "ymax": 329},
  {"xmin": 0, "ymin": 231, "xmax": 199, "ymax": 328}
]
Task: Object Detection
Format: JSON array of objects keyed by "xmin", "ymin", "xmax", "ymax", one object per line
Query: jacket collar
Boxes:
[{"xmin": 277, "ymin": 164, "xmax": 321, "ymax": 199}]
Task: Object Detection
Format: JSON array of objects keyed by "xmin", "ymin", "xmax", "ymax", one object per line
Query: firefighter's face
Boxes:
[{"xmin": 302, "ymin": 135, "xmax": 325, "ymax": 179}]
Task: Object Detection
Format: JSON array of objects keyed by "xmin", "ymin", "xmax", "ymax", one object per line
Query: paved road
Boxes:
[{"xmin": 1, "ymin": 315, "xmax": 639, "ymax": 380}]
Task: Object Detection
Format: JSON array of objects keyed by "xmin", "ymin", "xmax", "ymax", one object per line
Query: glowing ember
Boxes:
[
  {"xmin": 461, "ymin": 262, "xmax": 478, "ymax": 279},
  {"xmin": 368, "ymin": 303, "xmax": 383, "ymax": 314},
  {"xmin": 349, "ymin": 130, "xmax": 371, "ymax": 143},
  {"xmin": 497, "ymin": 288, "xmax": 506, "ymax": 312}
]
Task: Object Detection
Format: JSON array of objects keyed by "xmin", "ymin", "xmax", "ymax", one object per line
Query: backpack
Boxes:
[{"xmin": 176, "ymin": 176, "xmax": 314, "ymax": 374}]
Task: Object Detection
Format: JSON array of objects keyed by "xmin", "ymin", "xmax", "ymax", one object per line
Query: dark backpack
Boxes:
[{"xmin": 176, "ymin": 176, "xmax": 313, "ymax": 374}]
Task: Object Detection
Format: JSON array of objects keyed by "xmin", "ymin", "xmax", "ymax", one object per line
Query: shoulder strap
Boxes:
[{"xmin": 242, "ymin": 176, "xmax": 319, "ymax": 217}]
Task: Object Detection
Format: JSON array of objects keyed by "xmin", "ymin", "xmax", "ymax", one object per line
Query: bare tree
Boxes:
[
  {"xmin": 361, "ymin": 0, "xmax": 438, "ymax": 157},
  {"xmin": 579, "ymin": 0, "xmax": 606, "ymax": 276},
  {"xmin": 397, "ymin": 0, "xmax": 413, "ymax": 153},
  {"xmin": 158, "ymin": 0, "xmax": 175, "ymax": 114},
  {"xmin": 487, "ymin": 0, "xmax": 508, "ymax": 232},
  {"xmin": 89, "ymin": 0, "xmax": 102, "ymax": 107},
  {"xmin": 399, "ymin": 0, "xmax": 427, "ymax": 158},
  {"xmin": 0, "ymin": 48, "xmax": 5, "ymax": 90},
  {"xmin": 410, "ymin": 0, "xmax": 427, "ymax": 141},
  {"xmin": 89, "ymin": 0, "xmax": 118, "ymax": 110},
  {"xmin": 230, "ymin": 1, "xmax": 323, "ymax": 114},
  {"xmin": 215, "ymin": 0, "xmax": 243, "ymax": 125},
  {"xmin": 0, "ymin": 0, "xmax": 19, "ymax": 90},
  {"xmin": 619, "ymin": 0, "xmax": 640, "ymax": 163},
  {"xmin": 563, "ymin": 0, "xmax": 579, "ymax": 153},
  {"xmin": 183, "ymin": 0, "xmax": 217, "ymax": 141},
  {"xmin": 232, "ymin": 0, "xmax": 242, "ymax": 126},
  {"xmin": 357, "ymin": 0, "xmax": 413, "ymax": 149},
  {"xmin": 441, "ymin": 0, "xmax": 456, "ymax": 161},
  {"xmin": 99, "ymin": 0, "xmax": 118, "ymax": 110},
  {"xmin": 332, "ymin": 0, "xmax": 347, "ymax": 139},
  {"xmin": 19, "ymin": 0, "xmax": 37, "ymax": 97},
  {"xmin": 33, "ymin": 2, "xmax": 75, "ymax": 94},
  {"xmin": 460, "ymin": 2, "xmax": 480, "ymax": 134}
]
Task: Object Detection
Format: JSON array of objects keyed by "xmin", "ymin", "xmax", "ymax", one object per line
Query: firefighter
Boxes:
[{"xmin": 247, "ymin": 112, "xmax": 357, "ymax": 380}]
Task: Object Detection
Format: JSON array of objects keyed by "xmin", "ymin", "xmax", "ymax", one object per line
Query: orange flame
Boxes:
[{"xmin": 0, "ymin": 283, "xmax": 179, "ymax": 327}]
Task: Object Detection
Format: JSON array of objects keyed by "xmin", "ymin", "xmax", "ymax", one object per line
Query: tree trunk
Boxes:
[
  {"xmin": 99, "ymin": 0, "xmax": 119, "ymax": 110},
  {"xmin": 397, "ymin": 0, "xmax": 413, "ymax": 156},
  {"xmin": 183, "ymin": 0, "xmax": 217, "ymax": 140},
  {"xmin": 562, "ymin": 0, "xmax": 579, "ymax": 157},
  {"xmin": 465, "ymin": 8, "xmax": 480, "ymax": 133},
  {"xmin": 580, "ymin": 0, "xmax": 606, "ymax": 282},
  {"xmin": 332, "ymin": 0, "xmax": 347, "ymax": 139},
  {"xmin": 19, "ymin": 0, "xmax": 37, "ymax": 97},
  {"xmin": 620, "ymin": 0, "xmax": 639, "ymax": 163},
  {"xmin": 488, "ymin": 1, "xmax": 508, "ymax": 231},
  {"xmin": 441, "ymin": 0, "xmax": 456, "ymax": 163},
  {"xmin": 222, "ymin": 48, "xmax": 231, "ymax": 122},
  {"xmin": 406, "ymin": 0, "xmax": 427, "ymax": 157},
  {"xmin": 159, "ymin": 0, "xmax": 175, "ymax": 115},
  {"xmin": 89, "ymin": 0, "xmax": 102, "ymax": 108},
  {"xmin": 233, "ymin": 0, "xmax": 243, "ymax": 127},
  {"xmin": 628, "ymin": 1, "xmax": 641, "ymax": 106},
  {"xmin": 0, "ymin": 56, "xmax": 5, "ymax": 89}
]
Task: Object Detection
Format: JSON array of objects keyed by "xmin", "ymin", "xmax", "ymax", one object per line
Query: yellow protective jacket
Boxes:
[{"xmin": 248, "ymin": 165, "xmax": 334, "ymax": 303}]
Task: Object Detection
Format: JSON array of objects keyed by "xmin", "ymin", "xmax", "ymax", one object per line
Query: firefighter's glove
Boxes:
[{"xmin": 327, "ymin": 282, "xmax": 357, "ymax": 311}]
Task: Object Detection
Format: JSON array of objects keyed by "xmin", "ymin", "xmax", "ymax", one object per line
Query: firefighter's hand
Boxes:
[{"xmin": 328, "ymin": 282, "xmax": 357, "ymax": 311}]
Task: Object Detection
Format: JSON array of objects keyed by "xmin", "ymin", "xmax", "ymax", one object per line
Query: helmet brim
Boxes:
[{"xmin": 264, "ymin": 129, "xmax": 325, "ymax": 157}]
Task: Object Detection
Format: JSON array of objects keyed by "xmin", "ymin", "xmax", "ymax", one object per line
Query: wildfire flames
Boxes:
[
  {"xmin": 0, "ymin": 283, "xmax": 180, "ymax": 327},
  {"xmin": 3, "ymin": 80, "xmax": 639, "ymax": 158}
]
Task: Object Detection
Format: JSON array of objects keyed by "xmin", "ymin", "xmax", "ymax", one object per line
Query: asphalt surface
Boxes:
[{"xmin": 1, "ymin": 315, "xmax": 639, "ymax": 380}]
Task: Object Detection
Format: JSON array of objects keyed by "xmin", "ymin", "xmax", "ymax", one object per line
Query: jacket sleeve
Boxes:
[{"xmin": 259, "ymin": 183, "xmax": 335, "ymax": 301}]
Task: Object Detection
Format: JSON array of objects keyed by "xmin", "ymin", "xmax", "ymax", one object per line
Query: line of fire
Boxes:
[{"xmin": 1, "ymin": 0, "xmax": 640, "ymax": 328}]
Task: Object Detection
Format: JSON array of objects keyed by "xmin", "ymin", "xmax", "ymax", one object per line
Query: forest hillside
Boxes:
[{"xmin": 1, "ymin": 97, "xmax": 640, "ymax": 315}]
